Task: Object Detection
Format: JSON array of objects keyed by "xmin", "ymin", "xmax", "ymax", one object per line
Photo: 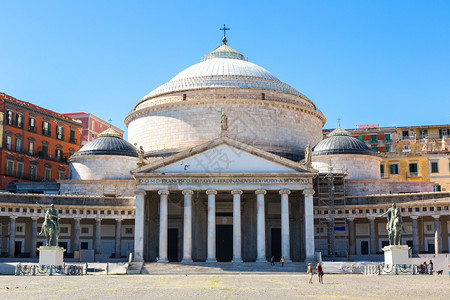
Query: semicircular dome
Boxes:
[
  {"xmin": 312, "ymin": 127, "xmax": 374, "ymax": 156},
  {"xmin": 72, "ymin": 129, "xmax": 139, "ymax": 158},
  {"xmin": 140, "ymin": 44, "xmax": 307, "ymax": 101}
]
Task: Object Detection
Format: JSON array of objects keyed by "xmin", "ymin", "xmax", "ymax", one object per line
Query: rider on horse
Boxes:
[
  {"xmin": 37, "ymin": 202, "xmax": 60, "ymax": 246},
  {"xmin": 379, "ymin": 203, "xmax": 406, "ymax": 246}
]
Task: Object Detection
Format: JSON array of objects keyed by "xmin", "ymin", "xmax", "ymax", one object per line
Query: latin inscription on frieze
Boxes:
[{"xmin": 137, "ymin": 178, "xmax": 311, "ymax": 185}]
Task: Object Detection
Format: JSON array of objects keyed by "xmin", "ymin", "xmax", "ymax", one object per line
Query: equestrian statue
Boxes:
[
  {"xmin": 379, "ymin": 203, "xmax": 406, "ymax": 246},
  {"xmin": 36, "ymin": 202, "xmax": 61, "ymax": 247}
]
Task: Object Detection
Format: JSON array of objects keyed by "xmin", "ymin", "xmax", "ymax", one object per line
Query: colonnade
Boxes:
[{"xmin": 135, "ymin": 188, "xmax": 316, "ymax": 262}]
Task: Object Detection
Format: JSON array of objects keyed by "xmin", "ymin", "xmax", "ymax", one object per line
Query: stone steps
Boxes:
[
  {"xmin": 142, "ymin": 262, "xmax": 308, "ymax": 275},
  {"xmin": 127, "ymin": 262, "xmax": 144, "ymax": 274}
]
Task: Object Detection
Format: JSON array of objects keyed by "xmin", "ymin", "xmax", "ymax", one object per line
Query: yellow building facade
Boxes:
[
  {"xmin": 428, "ymin": 151, "xmax": 450, "ymax": 191},
  {"xmin": 380, "ymin": 152, "xmax": 429, "ymax": 182}
]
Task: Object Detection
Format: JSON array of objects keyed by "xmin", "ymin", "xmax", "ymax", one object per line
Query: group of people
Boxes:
[
  {"xmin": 307, "ymin": 263, "xmax": 324, "ymax": 284},
  {"xmin": 270, "ymin": 256, "xmax": 285, "ymax": 267},
  {"xmin": 420, "ymin": 260, "xmax": 434, "ymax": 274}
]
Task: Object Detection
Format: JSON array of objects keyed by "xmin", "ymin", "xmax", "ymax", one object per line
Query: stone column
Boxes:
[
  {"xmin": 303, "ymin": 189, "xmax": 315, "ymax": 260},
  {"xmin": 206, "ymin": 190, "xmax": 217, "ymax": 263},
  {"xmin": 73, "ymin": 217, "xmax": 81, "ymax": 252},
  {"xmin": 368, "ymin": 217, "xmax": 376, "ymax": 255},
  {"xmin": 280, "ymin": 189, "xmax": 291, "ymax": 262},
  {"xmin": 347, "ymin": 217, "xmax": 356, "ymax": 255},
  {"xmin": 411, "ymin": 216, "xmax": 419, "ymax": 255},
  {"xmin": 182, "ymin": 190, "xmax": 194, "ymax": 263},
  {"xmin": 8, "ymin": 216, "xmax": 17, "ymax": 258},
  {"xmin": 158, "ymin": 190, "xmax": 170, "ymax": 263},
  {"xmin": 30, "ymin": 217, "xmax": 39, "ymax": 258},
  {"xmin": 433, "ymin": 215, "xmax": 441, "ymax": 254},
  {"xmin": 94, "ymin": 218, "xmax": 102, "ymax": 254},
  {"xmin": 115, "ymin": 218, "xmax": 122, "ymax": 258},
  {"xmin": 232, "ymin": 190, "xmax": 243, "ymax": 263},
  {"xmin": 134, "ymin": 190, "xmax": 146, "ymax": 261},
  {"xmin": 255, "ymin": 190, "xmax": 267, "ymax": 262}
]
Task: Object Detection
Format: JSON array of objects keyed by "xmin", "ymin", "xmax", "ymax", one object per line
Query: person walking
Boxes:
[
  {"xmin": 307, "ymin": 263, "xmax": 314, "ymax": 284},
  {"xmin": 281, "ymin": 257, "xmax": 285, "ymax": 267},
  {"xmin": 429, "ymin": 260, "xmax": 434, "ymax": 275},
  {"xmin": 270, "ymin": 256, "xmax": 275, "ymax": 266},
  {"xmin": 317, "ymin": 263, "xmax": 323, "ymax": 284}
]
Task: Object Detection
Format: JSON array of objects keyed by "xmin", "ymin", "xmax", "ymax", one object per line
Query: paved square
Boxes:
[{"xmin": 0, "ymin": 274, "xmax": 448, "ymax": 299}]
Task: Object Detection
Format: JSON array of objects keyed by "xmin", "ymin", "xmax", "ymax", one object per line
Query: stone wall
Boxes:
[
  {"xmin": 59, "ymin": 179, "xmax": 136, "ymax": 197},
  {"xmin": 345, "ymin": 179, "xmax": 434, "ymax": 197},
  {"xmin": 313, "ymin": 154, "xmax": 381, "ymax": 180},
  {"xmin": 70, "ymin": 155, "xmax": 138, "ymax": 180}
]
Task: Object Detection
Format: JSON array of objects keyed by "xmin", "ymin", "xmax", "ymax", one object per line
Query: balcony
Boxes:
[
  {"xmin": 408, "ymin": 172, "xmax": 420, "ymax": 177},
  {"xmin": 384, "ymin": 139, "xmax": 393, "ymax": 144}
]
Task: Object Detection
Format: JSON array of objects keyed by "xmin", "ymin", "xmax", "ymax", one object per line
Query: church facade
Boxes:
[{"xmin": 0, "ymin": 38, "xmax": 449, "ymax": 262}]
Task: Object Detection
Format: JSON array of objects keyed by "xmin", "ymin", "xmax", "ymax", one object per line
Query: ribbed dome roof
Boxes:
[
  {"xmin": 140, "ymin": 43, "xmax": 308, "ymax": 101},
  {"xmin": 312, "ymin": 126, "xmax": 374, "ymax": 156},
  {"xmin": 72, "ymin": 129, "xmax": 139, "ymax": 158}
]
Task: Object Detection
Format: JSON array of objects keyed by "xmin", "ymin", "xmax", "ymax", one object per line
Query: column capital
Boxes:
[
  {"xmin": 135, "ymin": 190, "xmax": 146, "ymax": 196},
  {"xmin": 367, "ymin": 216, "xmax": 376, "ymax": 221},
  {"xmin": 255, "ymin": 190, "xmax": 266, "ymax": 195},
  {"xmin": 347, "ymin": 217, "xmax": 355, "ymax": 222},
  {"xmin": 432, "ymin": 214, "xmax": 441, "ymax": 219},
  {"xmin": 303, "ymin": 189, "xmax": 315, "ymax": 196},
  {"xmin": 206, "ymin": 190, "xmax": 217, "ymax": 195},
  {"xmin": 279, "ymin": 189, "xmax": 291, "ymax": 195},
  {"xmin": 410, "ymin": 215, "xmax": 419, "ymax": 220},
  {"xmin": 231, "ymin": 190, "xmax": 243, "ymax": 195},
  {"xmin": 9, "ymin": 216, "xmax": 18, "ymax": 220},
  {"xmin": 31, "ymin": 217, "xmax": 40, "ymax": 221},
  {"xmin": 95, "ymin": 218, "xmax": 102, "ymax": 223},
  {"xmin": 158, "ymin": 190, "xmax": 170, "ymax": 196},
  {"xmin": 115, "ymin": 218, "xmax": 123, "ymax": 223},
  {"xmin": 182, "ymin": 190, "xmax": 194, "ymax": 196}
]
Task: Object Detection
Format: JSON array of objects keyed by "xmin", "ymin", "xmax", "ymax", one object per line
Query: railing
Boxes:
[{"xmin": 408, "ymin": 172, "xmax": 419, "ymax": 177}]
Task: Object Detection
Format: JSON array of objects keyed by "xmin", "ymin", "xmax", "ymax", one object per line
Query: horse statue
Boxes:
[
  {"xmin": 379, "ymin": 203, "xmax": 406, "ymax": 246},
  {"xmin": 37, "ymin": 202, "xmax": 60, "ymax": 247}
]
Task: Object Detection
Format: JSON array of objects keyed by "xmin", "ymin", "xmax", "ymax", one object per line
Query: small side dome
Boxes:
[
  {"xmin": 312, "ymin": 126, "xmax": 374, "ymax": 156},
  {"xmin": 72, "ymin": 128, "xmax": 139, "ymax": 158}
]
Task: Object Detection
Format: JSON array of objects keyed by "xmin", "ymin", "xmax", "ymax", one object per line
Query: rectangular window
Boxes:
[
  {"xmin": 434, "ymin": 185, "xmax": 441, "ymax": 192},
  {"xmin": 6, "ymin": 110, "xmax": 14, "ymax": 125},
  {"xmin": 440, "ymin": 129, "xmax": 448, "ymax": 138},
  {"xmin": 402, "ymin": 130, "xmax": 409, "ymax": 138},
  {"xmin": 29, "ymin": 117, "xmax": 36, "ymax": 131},
  {"xmin": 390, "ymin": 164, "xmax": 399, "ymax": 174},
  {"xmin": 15, "ymin": 138, "xmax": 22, "ymax": 152},
  {"xmin": 6, "ymin": 160, "xmax": 14, "ymax": 176},
  {"xmin": 57, "ymin": 126, "xmax": 64, "ymax": 140},
  {"xmin": 28, "ymin": 141, "xmax": 34, "ymax": 155},
  {"xmin": 16, "ymin": 113, "xmax": 24, "ymax": 128},
  {"xmin": 386, "ymin": 146, "xmax": 390, "ymax": 152},
  {"xmin": 17, "ymin": 162, "xmax": 23, "ymax": 178},
  {"xmin": 57, "ymin": 170, "xmax": 65, "ymax": 179},
  {"xmin": 358, "ymin": 135, "xmax": 363, "ymax": 141},
  {"xmin": 42, "ymin": 145, "xmax": 48, "ymax": 156},
  {"xmin": 385, "ymin": 134, "xmax": 391, "ymax": 141},
  {"xmin": 29, "ymin": 165, "xmax": 37, "ymax": 180},
  {"xmin": 45, "ymin": 168, "xmax": 51, "ymax": 181},
  {"xmin": 409, "ymin": 163, "xmax": 418, "ymax": 177},
  {"xmin": 370, "ymin": 135, "xmax": 377, "ymax": 143},
  {"xmin": 42, "ymin": 121, "xmax": 50, "ymax": 136},
  {"xmin": 6, "ymin": 136, "xmax": 12, "ymax": 150},
  {"xmin": 70, "ymin": 129, "xmax": 76, "ymax": 143},
  {"xmin": 403, "ymin": 145, "xmax": 410, "ymax": 151},
  {"xmin": 380, "ymin": 165, "xmax": 385, "ymax": 177},
  {"xmin": 431, "ymin": 162, "xmax": 439, "ymax": 173},
  {"xmin": 55, "ymin": 149, "xmax": 63, "ymax": 160},
  {"xmin": 421, "ymin": 129, "xmax": 428, "ymax": 138},
  {"xmin": 372, "ymin": 147, "xmax": 377, "ymax": 152}
]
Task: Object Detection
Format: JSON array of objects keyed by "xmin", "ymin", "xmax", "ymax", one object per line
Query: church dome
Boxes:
[
  {"xmin": 72, "ymin": 128, "xmax": 139, "ymax": 158},
  {"xmin": 139, "ymin": 43, "xmax": 308, "ymax": 103},
  {"xmin": 312, "ymin": 126, "xmax": 374, "ymax": 156}
]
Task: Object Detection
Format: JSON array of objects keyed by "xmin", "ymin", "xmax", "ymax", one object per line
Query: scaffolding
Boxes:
[{"xmin": 315, "ymin": 167, "xmax": 347, "ymax": 258}]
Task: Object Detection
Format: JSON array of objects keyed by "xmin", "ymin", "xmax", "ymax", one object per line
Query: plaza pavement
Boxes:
[{"xmin": 0, "ymin": 273, "xmax": 448, "ymax": 299}]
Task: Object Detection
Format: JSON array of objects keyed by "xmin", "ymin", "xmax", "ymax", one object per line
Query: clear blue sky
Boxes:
[{"xmin": 1, "ymin": 1, "xmax": 449, "ymax": 135}]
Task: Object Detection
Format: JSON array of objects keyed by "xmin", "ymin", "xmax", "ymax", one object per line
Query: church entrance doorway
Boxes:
[
  {"xmin": 216, "ymin": 225, "xmax": 233, "ymax": 262},
  {"xmin": 168, "ymin": 228, "xmax": 179, "ymax": 262},
  {"xmin": 271, "ymin": 228, "xmax": 281, "ymax": 261}
]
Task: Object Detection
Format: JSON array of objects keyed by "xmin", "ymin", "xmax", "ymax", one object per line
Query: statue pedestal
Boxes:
[
  {"xmin": 38, "ymin": 246, "xmax": 65, "ymax": 266},
  {"xmin": 382, "ymin": 245, "xmax": 410, "ymax": 265}
]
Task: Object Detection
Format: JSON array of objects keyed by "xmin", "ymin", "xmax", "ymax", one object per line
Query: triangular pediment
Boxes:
[{"xmin": 133, "ymin": 137, "xmax": 315, "ymax": 174}]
